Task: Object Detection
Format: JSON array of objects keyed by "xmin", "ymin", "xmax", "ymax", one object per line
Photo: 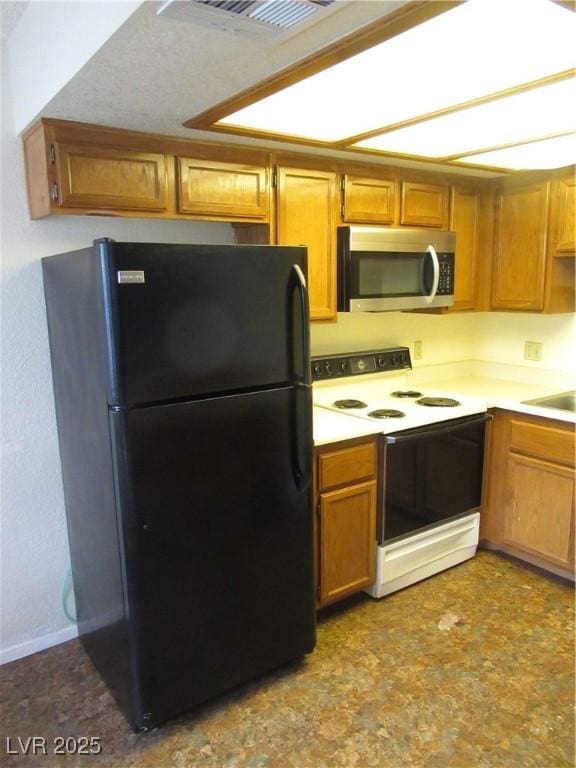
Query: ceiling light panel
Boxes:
[
  {"xmin": 458, "ymin": 133, "xmax": 576, "ymax": 170},
  {"xmin": 353, "ymin": 77, "xmax": 576, "ymax": 157},
  {"xmin": 217, "ymin": 0, "xmax": 576, "ymax": 142}
]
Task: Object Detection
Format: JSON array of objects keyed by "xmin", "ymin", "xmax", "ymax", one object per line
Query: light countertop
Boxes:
[{"xmin": 313, "ymin": 374, "xmax": 575, "ymax": 446}]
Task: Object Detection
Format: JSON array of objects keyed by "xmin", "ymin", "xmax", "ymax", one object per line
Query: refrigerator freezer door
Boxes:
[
  {"xmin": 110, "ymin": 385, "xmax": 315, "ymax": 729},
  {"xmin": 98, "ymin": 241, "xmax": 308, "ymax": 406}
]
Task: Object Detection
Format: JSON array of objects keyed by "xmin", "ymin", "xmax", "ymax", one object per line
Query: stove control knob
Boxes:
[
  {"xmin": 324, "ymin": 362, "xmax": 332, "ymax": 375},
  {"xmin": 313, "ymin": 362, "xmax": 323, "ymax": 377},
  {"xmin": 339, "ymin": 361, "xmax": 348, "ymax": 374},
  {"xmin": 391, "ymin": 354, "xmax": 399, "ymax": 366},
  {"xmin": 377, "ymin": 356, "xmax": 387, "ymax": 368}
]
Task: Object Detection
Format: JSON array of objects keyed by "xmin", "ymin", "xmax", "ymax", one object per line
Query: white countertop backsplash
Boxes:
[{"xmin": 313, "ymin": 360, "xmax": 576, "ymax": 445}]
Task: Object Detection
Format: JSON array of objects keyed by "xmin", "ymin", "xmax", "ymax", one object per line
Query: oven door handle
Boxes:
[
  {"xmin": 383, "ymin": 412, "xmax": 492, "ymax": 444},
  {"xmin": 425, "ymin": 245, "xmax": 440, "ymax": 304}
]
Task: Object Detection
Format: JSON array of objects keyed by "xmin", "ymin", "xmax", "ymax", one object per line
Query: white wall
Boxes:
[
  {"xmin": 475, "ymin": 312, "xmax": 576, "ymax": 376},
  {"xmin": 0, "ymin": 44, "xmax": 235, "ymax": 664},
  {"xmin": 311, "ymin": 311, "xmax": 478, "ymax": 364},
  {"xmin": 6, "ymin": 1, "xmax": 142, "ymax": 133},
  {"xmin": 311, "ymin": 311, "xmax": 576, "ymax": 380}
]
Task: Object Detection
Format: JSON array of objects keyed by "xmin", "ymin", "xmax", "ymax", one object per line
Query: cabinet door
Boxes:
[
  {"xmin": 342, "ymin": 174, "xmax": 396, "ymax": 224},
  {"xmin": 492, "ymin": 182, "xmax": 549, "ymax": 310},
  {"xmin": 400, "ymin": 181, "xmax": 448, "ymax": 228},
  {"xmin": 554, "ymin": 174, "xmax": 576, "ymax": 254},
  {"xmin": 449, "ymin": 186, "xmax": 480, "ymax": 310},
  {"xmin": 318, "ymin": 480, "xmax": 376, "ymax": 606},
  {"xmin": 178, "ymin": 157, "xmax": 268, "ymax": 220},
  {"xmin": 277, "ymin": 167, "xmax": 338, "ymax": 321},
  {"xmin": 55, "ymin": 143, "xmax": 168, "ymax": 211},
  {"xmin": 503, "ymin": 452, "xmax": 575, "ymax": 572}
]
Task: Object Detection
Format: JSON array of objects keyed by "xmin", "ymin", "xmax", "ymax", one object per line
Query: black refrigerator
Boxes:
[{"xmin": 42, "ymin": 239, "xmax": 316, "ymax": 731}]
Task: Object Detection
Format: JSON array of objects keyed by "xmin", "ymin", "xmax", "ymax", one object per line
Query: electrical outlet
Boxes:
[
  {"xmin": 524, "ymin": 340, "xmax": 543, "ymax": 362},
  {"xmin": 414, "ymin": 340, "xmax": 423, "ymax": 360}
]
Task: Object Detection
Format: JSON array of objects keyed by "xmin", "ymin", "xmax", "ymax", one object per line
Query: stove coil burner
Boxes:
[
  {"xmin": 333, "ymin": 399, "xmax": 368, "ymax": 409},
  {"xmin": 391, "ymin": 390, "xmax": 422, "ymax": 398},
  {"xmin": 368, "ymin": 409, "xmax": 406, "ymax": 419},
  {"xmin": 416, "ymin": 397, "xmax": 461, "ymax": 407}
]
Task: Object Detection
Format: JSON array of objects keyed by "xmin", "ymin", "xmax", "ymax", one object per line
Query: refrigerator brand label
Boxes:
[{"xmin": 117, "ymin": 270, "xmax": 145, "ymax": 284}]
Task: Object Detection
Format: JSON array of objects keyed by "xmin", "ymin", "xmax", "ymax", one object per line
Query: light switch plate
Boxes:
[{"xmin": 524, "ymin": 340, "xmax": 543, "ymax": 362}]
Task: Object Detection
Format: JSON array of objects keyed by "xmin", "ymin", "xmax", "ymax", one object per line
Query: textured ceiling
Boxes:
[{"xmin": 32, "ymin": 0, "xmax": 497, "ymax": 176}]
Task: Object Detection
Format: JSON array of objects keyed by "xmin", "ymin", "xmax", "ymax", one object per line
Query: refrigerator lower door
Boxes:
[{"xmin": 110, "ymin": 385, "xmax": 315, "ymax": 730}]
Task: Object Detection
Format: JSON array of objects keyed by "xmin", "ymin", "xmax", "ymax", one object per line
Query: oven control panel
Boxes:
[{"xmin": 311, "ymin": 347, "xmax": 412, "ymax": 381}]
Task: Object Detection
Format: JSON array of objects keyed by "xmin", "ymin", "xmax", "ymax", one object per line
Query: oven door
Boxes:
[{"xmin": 379, "ymin": 413, "xmax": 492, "ymax": 544}]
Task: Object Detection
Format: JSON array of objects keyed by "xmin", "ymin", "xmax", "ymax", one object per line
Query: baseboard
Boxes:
[{"xmin": 0, "ymin": 624, "xmax": 79, "ymax": 666}]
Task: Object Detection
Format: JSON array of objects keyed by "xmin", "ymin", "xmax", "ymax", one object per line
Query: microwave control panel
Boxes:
[
  {"xmin": 437, "ymin": 255, "xmax": 454, "ymax": 295},
  {"xmin": 311, "ymin": 347, "xmax": 411, "ymax": 381}
]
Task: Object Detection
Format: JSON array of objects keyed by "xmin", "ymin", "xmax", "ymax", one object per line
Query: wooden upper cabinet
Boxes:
[
  {"xmin": 400, "ymin": 181, "xmax": 448, "ymax": 228},
  {"xmin": 341, "ymin": 174, "xmax": 396, "ymax": 224},
  {"xmin": 56, "ymin": 143, "xmax": 168, "ymax": 212},
  {"xmin": 276, "ymin": 166, "xmax": 338, "ymax": 321},
  {"xmin": 553, "ymin": 172, "xmax": 576, "ymax": 255},
  {"xmin": 177, "ymin": 157, "xmax": 268, "ymax": 220},
  {"xmin": 449, "ymin": 185, "xmax": 481, "ymax": 311},
  {"xmin": 491, "ymin": 181, "xmax": 549, "ymax": 311}
]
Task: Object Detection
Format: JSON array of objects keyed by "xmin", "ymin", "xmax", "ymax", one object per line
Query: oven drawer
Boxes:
[{"xmin": 317, "ymin": 441, "xmax": 377, "ymax": 492}]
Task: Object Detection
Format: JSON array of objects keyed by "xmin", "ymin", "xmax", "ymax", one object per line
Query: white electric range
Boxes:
[{"xmin": 312, "ymin": 347, "xmax": 491, "ymax": 598}]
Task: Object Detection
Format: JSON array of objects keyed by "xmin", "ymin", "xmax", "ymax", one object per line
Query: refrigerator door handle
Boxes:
[
  {"xmin": 291, "ymin": 264, "xmax": 311, "ymax": 387},
  {"xmin": 293, "ymin": 384, "xmax": 312, "ymax": 493}
]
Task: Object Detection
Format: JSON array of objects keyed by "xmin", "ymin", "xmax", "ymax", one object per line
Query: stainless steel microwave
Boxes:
[{"xmin": 337, "ymin": 226, "xmax": 456, "ymax": 312}]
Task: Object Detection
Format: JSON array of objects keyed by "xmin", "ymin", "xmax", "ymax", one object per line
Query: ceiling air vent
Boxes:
[{"xmin": 156, "ymin": 0, "xmax": 344, "ymax": 40}]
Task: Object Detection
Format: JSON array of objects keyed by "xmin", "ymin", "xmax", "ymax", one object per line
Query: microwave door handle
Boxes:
[{"xmin": 425, "ymin": 245, "xmax": 440, "ymax": 304}]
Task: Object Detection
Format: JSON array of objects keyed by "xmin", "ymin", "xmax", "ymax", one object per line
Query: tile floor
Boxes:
[{"xmin": 1, "ymin": 552, "xmax": 574, "ymax": 768}]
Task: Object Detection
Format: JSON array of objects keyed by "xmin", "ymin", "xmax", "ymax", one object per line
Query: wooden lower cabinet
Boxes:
[
  {"xmin": 314, "ymin": 437, "xmax": 378, "ymax": 607},
  {"xmin": 482, "ymin": 410, "xmax": 575, "ymax": 577}
]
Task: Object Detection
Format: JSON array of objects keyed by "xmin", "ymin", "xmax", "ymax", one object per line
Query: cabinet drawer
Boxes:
[
  {"xmin": 510, "ymin": 419, "xmax": 575, "ymax": 466},
  {"xmin": 318, "ymin": 441, "xmax": 377, "ymax": 492}
]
